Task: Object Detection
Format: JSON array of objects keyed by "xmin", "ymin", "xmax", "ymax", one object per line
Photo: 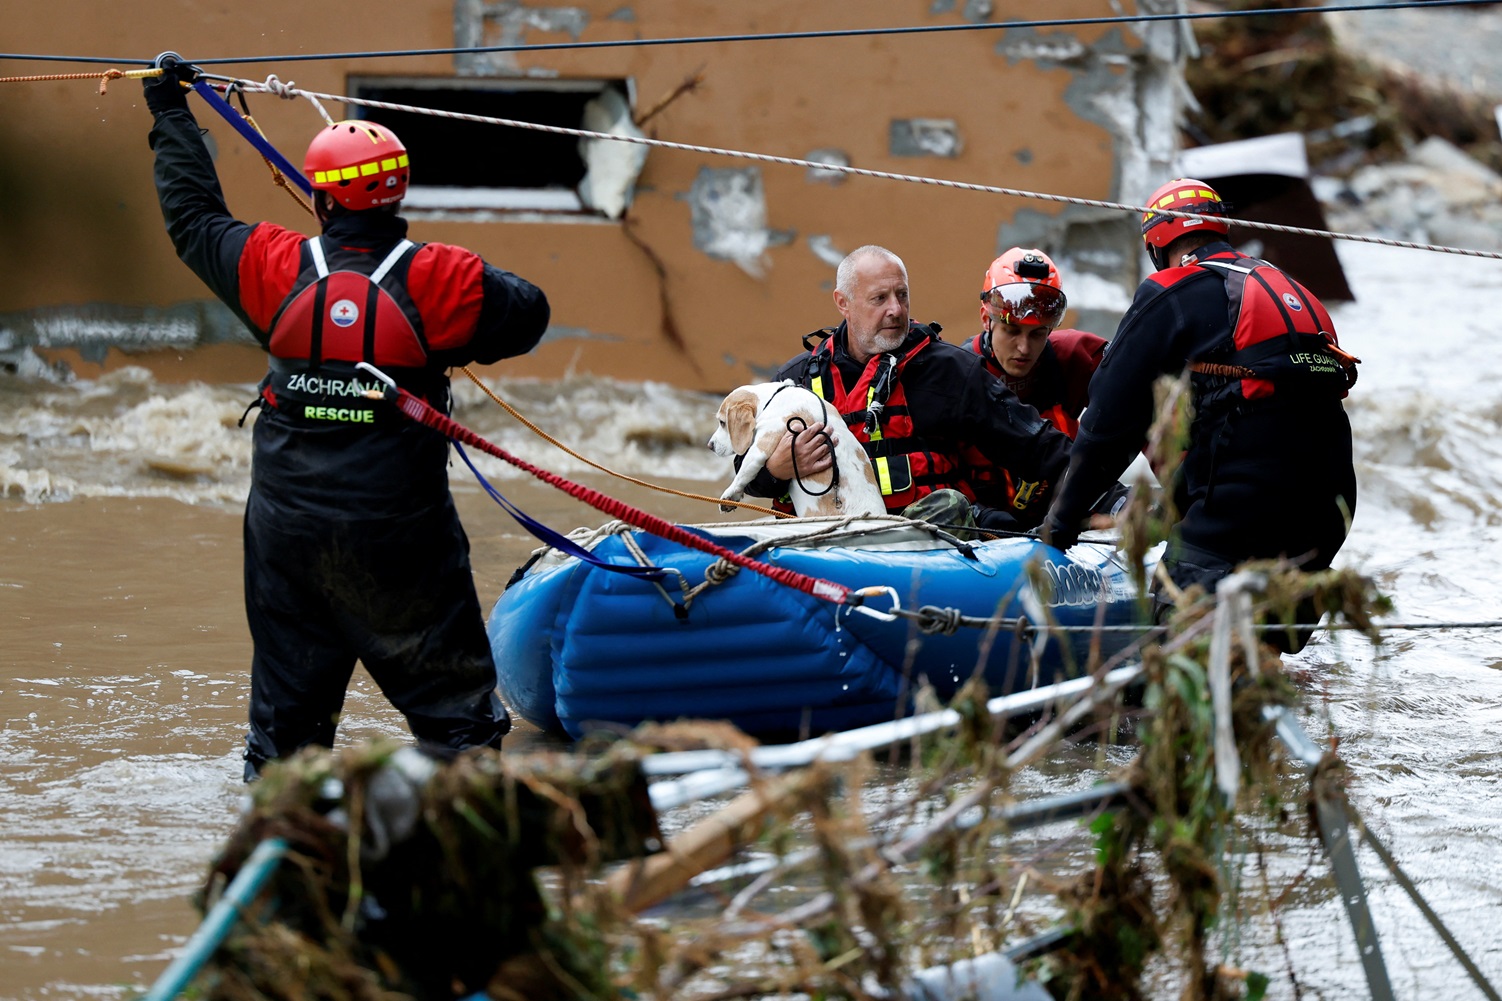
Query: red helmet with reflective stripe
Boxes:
[
  {"xmin": 1140, "ymin": 178, "xmax": 1229, "ymax": 254},
  {"xmin": 304, "ymin": 120, "xmax": 410, "ymax": 211},
  {"xmin": 979, "ymin": 247, "xmax": 1067, "ymax": 327}
]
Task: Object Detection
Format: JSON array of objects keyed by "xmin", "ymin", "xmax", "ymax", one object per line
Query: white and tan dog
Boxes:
[{"xmin": 708, "ymin": 381, "xmax": 886, "ymax": 518}]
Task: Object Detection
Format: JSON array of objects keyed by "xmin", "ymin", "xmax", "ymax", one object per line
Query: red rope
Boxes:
[{"xmin": 391, "ymin": 389, "xmax": 853, "ymax": 605}]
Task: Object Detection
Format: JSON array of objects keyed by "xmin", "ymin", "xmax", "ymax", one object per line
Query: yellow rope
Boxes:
[{"xmin": 458, "ymin": 366, "xmax": 790, "ymax": 519}]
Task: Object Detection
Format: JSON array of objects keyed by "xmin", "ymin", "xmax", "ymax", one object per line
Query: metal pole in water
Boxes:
[
  {"xmin": 141, "ymin": 837, "xmax": 289, "ymax": 1001},
  {"xmin": 1266, "ymin": 707, "xmax": 1394, "ymax": 1001}
]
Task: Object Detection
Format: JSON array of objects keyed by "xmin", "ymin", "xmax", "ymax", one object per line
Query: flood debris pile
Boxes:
[
  {"xmin": 1039, "ymin": 564, "xmax": 1389, "ymax": 1001},
  {"xmin": 194, "ymin": 741, "xmax": 661, "ymax": 1001},
  {"xmin": 1322, "ymin": 134, "xmax": 1502, "ymax": 253},
  {"xmin": 1184, "ymin": 0, "xmax": 1502, "ymax": 175},
  {"xmin": 175, "ymin": 557, "xmax": 1397, "ymax": 1001}
]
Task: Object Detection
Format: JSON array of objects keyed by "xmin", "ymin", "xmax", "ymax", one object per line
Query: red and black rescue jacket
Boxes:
[
  {"xmin": 258, "ymin": 235, "xmax": 441, "ymax": 424},
  {"xmin": 965, "ymin": 328, "xmax": 1105, "ymax": 510},
  {"xmin": 1180, "ymin": 250, "xmax": 1358, "ymax": 414},
  {"xmin": 147, "ymin": 105, "xmax": 549, "ymax": 516},
  {"xmin": 748, "ymin": 322, "xmax": 1072, "ymax": 522},
  {"xmin": 798, "ymin": 326, "xmax": 968, "ymax": 508}
]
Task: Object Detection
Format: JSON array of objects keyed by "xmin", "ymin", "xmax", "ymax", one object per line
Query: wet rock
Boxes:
[{"xmin": 1318, "ymin": 138, "xmax": 1502, "ymax": 252}]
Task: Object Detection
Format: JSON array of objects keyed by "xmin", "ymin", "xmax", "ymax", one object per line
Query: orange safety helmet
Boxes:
[
  {"xmin": 978, "ymin": 247, "xmax": 1068, "ymax": 328},
  {"xmin": 1140, "ymin": 178, "xmax": 1229, "ymax": 268},
  {"xmin": 304, "ymin": 120, "xmax": 410, "ymax": 211}
]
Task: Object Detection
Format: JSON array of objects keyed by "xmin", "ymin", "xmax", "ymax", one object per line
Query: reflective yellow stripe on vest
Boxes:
[
  {"xmin": 865, "ymin": 386, "xmax": 883, "ymax": 441},
  {"xmin": 873, "ymin": 456, "xmax": 894, "ymax": 496},
  {"xmin": 1012, "ymin": 479, "xmax": 1040, "ymax": 510}
]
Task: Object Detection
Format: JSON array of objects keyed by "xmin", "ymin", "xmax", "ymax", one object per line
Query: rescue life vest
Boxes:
[
  {"xmin": 966, "ymin": 332, "xmax": 1079, "ymax": 436},
  {"xmin": 796, "ymin": 325, "xmax": 970, "ymax": 511},
  {"xmin": 1182, "ymin": 251, "xmax": 1359, "ymax": 417},
  {"xmin": 963, "ymin": 332, "xmax": 1071, "ymax": 513},
  {"xmin": 259, "ymin": 237, "xmax": 441, "ymax": 424}
]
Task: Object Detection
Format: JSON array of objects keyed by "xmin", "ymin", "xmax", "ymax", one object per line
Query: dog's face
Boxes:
[
  {"xmin": 708, "ymin": 380, "xmax": 885, "ymax": 519},
  {"xmin": 708, "ymin": 386, "xmax": 767, "ymax": 458}
]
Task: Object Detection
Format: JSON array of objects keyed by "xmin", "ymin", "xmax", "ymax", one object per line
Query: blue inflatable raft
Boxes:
[{"xmin": 487, "ymin": 517, "xmax": 1158, "ymax": 739}]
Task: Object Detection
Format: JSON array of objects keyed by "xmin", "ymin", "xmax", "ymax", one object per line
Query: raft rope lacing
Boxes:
[{"xmin": 583, "ymin": 516, "xmax": 915, "ymax": 614}]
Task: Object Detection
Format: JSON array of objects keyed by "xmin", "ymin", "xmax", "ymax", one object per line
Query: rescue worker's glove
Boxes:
[
  {"xmin": 1040, "ymin": 508, "xmax": 1081, "ymax": 553},
  {"xmin": 142, "ymin": 52, "xmax": 198, "ymax": 115}
]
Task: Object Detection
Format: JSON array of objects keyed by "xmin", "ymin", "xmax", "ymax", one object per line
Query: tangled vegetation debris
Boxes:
[
  {"xmin": 174, "ymin": 380, "xmax": 1398, "ymax": 1001},
  {"xmin": 178, "ymin": 560, "xmax": 1391, "ymax": 1001},
  {"xmin": 1038, "ymin": 560, "xmax": 1388, "ymax": 1001}
]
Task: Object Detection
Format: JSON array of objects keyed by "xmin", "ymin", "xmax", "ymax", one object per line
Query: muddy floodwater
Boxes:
[
  {"xmin": 4, "ymin": 242, "xmax": 1502, "ymax": 998},
  {"xmin": 0, "ymin": 477, "xmax": 720, "ymax": 998}
]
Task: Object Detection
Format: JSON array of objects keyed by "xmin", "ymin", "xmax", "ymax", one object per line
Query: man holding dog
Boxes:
[{"xmin": 749, "ymin": 245, "xmax": 1071, "ymax": 531}]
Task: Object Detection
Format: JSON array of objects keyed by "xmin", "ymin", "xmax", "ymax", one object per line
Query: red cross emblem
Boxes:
[{"xmin": 330, "ymin": 299, "xmax": 360, "ymax": 327}]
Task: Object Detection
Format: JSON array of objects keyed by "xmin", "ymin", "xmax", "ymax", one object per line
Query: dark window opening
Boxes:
[{"xmin": 350, "ymin": 77, "xmax": 633, "ymax": 216}]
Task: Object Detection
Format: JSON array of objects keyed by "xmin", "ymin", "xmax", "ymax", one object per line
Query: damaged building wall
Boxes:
[
  {"xmin": 0, "ymin": 0, "xmax": 1186, "ymax": 390},
  {"xmin": 986, "ymin": 2, "xmax": 1190, "ymax": 338}
]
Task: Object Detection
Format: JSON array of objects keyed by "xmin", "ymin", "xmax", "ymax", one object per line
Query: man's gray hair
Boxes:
[{"xmin": 835, "ymin": 245, "xmax": 906, "ymax": 296}]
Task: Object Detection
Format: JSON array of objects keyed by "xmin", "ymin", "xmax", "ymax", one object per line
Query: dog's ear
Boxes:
[{"xmin": 726, "ymin": 391, "xmax": 760, "ymax": 455}]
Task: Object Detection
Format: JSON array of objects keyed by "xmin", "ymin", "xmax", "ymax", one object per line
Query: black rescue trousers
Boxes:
[
  {"xmin": 241, "ymin": 492, "xmax": 509, "ymax": 781},
  {"xmin": 1152, "ymin": 401, "xmax": 1356, "ymax": 654}
]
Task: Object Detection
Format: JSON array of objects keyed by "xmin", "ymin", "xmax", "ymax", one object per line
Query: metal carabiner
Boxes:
[{"xmin": 848, "ymin": 585, "xmax": 901, "ymax": 622}]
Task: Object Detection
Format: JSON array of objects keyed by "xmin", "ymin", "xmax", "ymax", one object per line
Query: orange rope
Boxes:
[
  {"xmin": 240, "ymin": 112, "xmax": 315, "ymax": 216},
  {"xmin": 0, "ymin": 67, "xmax": 159, "ymax": 94},
  {"xmin": 458, "ymin": 366, "xmax": 791, "ymax": 519},
  {"xmin": 1188, "ymin": 361, "xmax": 1257, "ymax": 379}
]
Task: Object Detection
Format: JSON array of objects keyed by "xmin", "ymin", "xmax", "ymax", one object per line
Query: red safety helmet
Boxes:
[
  {"xmin": 979, "ymin": 247, "xmax": 1068, "ymax": 328},
  {"xmin": 1140, "ymin": 178, "xmax": 1229, "ymax": 268},
  {"xmin": 304, "ymin": 120, "xmax": 410, "ymax": 211}
]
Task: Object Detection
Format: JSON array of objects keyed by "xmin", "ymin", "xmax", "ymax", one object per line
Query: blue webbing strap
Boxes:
[
  {"xmin": 453, "ymin": 442, "xmax": 669, "ymax": 581},
  {"xmin": 190, "ymin": 79, "xmax": 314, "ymax": 195}
]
